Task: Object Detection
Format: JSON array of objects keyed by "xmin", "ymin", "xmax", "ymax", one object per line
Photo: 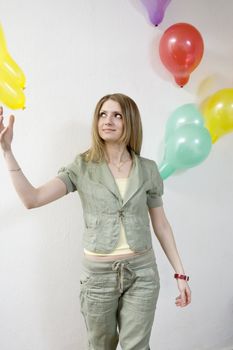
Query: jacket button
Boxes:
[{"xmin": 118, "ymin": 209, "xmax": 124, "ymax": 217}]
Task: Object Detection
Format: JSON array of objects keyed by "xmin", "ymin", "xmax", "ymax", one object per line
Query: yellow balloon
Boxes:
[
  {"xmin": 0, "ymin": 24, "xmax": 7, "ymax": 55},
  {"xmin": 1, "ymin": 55, "xmax": 26, "ymax": 89},
  {"xmin": 202, "ymin": 88, "xmax": 233, "ymax": 143},
  {"xmin": 0, "ymin": 23, "xmax": 26, "ymax": 89},
  {"xmin": 0, "ymin": 69, "xmax": 26, "ymax": 110}
]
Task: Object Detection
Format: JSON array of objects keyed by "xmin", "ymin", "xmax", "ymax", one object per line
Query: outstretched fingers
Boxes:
[
  {"xmin": 0, "ymin": 108, "xmax": 15, "ymax": 133},
  {"xmin": 0, "ymin": 106, "xmax": 3, "ymax": 130},
  {"xmin": 8, "ymin": 114, "xmax": 15, "ymax": 128},
  {"xmin": 0, "ymin": 115, "xmax": 5, "ymax": 133}
]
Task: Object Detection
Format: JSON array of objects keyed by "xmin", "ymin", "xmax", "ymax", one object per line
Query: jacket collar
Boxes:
[{"xmin": 90, "ymin": 152, "xmax": 144, "ymax": 207}]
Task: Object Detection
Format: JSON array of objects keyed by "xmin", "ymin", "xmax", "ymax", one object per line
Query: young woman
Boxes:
[{"xmin": 0, "ymin": 94, "xmax": 191, "ymax": 350}]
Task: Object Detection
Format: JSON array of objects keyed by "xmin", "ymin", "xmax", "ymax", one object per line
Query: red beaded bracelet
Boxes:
[{"xmin": 174, "ymin": 273, "xmax": 189, "ymax": 281}]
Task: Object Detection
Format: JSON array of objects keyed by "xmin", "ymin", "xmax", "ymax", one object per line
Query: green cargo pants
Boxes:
[{"xmin": 79, "ymin": 249, "xmax": 160, "ymax": 350}]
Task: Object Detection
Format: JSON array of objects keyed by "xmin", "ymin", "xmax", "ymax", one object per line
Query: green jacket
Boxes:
[{"xmin": 57, "ymin": 152, "xmax": 163, "ymax": 254}]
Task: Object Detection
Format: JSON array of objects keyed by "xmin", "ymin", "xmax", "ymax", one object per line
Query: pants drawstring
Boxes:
[{"xmin": 112, "ymin": 260, "xmax": 135, "ymax": 293}]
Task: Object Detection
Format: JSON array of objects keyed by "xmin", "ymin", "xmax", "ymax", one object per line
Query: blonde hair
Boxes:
[{"xmin": 82, "ymin": 93, "xmax": 143, "ymax": 162}]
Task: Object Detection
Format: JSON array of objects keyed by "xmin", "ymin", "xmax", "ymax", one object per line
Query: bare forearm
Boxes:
[
  {"xmin": 149, "ymin": 207, "xmax": 186, "ymax": 274},
  {"xmin": 3, "ymin": 150, "xmax": 36, "ymax": 208},
  {"xmin": 155, "ymin": 222, "xmax": 185, "ymax": 274}
]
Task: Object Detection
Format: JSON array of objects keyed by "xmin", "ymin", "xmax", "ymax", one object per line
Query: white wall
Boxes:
[{"xmin": 0, "ymin": 1, "xmax": 233, "ymax": 349}]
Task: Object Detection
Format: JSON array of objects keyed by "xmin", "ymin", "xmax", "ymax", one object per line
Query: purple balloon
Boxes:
[{"xmin": 141, "ymin": 0, "xmax": 171, "ymax": 26}]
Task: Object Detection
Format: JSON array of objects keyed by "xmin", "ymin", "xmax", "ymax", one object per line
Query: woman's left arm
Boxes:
[{"xmin": 149, "ymin": 206, "xmax": 191, "ymax": 307}]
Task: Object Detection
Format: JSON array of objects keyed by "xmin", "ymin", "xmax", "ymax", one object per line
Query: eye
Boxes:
[
  {"xmin": 114, "ymin": 113, "xmax": 122, "ymax": 119},
  {"xmin": 99, "ymin": 112, "xmax": 107, "ymax": 118}
]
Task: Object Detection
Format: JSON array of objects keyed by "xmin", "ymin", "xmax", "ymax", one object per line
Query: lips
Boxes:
[{"xmin": 103, "ymin": 129, "xmax": 115, "ymax": 131}]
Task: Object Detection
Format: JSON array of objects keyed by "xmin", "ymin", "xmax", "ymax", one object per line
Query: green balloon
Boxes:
[
  {"xmin": 165, "ymin": 104, "xmax": 205, "ymax": 141},
  {"xmin": 159, "ymin": 124, "xmax": 212, "ymax": 180}
]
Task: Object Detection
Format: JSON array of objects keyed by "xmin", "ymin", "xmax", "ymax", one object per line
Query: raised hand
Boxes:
[{"xmin": 0, "ymin": 106, "xmax": 15, "ymax": 152}]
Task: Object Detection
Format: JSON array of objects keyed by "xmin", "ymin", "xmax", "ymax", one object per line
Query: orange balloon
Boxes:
[{"xmin": 159, "ymin": 23, "xmax": 204, "ymax": 87}]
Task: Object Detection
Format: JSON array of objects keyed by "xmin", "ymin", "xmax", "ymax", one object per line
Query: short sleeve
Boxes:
[
  {"xmin": 56, "ymin": 154, "xmax": 81, "ymax": 194},
  {"xmin": 147, "ymin": 160, "xmax": 164, "ymax": 208}
]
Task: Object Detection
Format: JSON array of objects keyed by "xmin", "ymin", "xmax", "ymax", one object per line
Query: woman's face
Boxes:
[{"xmin": 98, "ymin": 99, "xmax": 124, "ymax": 143}]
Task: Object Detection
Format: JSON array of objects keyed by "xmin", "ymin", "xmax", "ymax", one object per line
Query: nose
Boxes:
[{"xmin": 104, "ymin": 114, "xmax": 114, "ymax": 124}]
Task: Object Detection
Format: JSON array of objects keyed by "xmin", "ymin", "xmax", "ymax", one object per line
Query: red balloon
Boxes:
[{"xmin": 159, "ymin": 23, "xmax": 204, "ymax": 87}]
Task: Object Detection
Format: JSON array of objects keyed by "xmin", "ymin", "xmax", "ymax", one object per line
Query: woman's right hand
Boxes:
[{"xmin": 0, "ymin": 106, "xmax": 15, "ymax": 153}]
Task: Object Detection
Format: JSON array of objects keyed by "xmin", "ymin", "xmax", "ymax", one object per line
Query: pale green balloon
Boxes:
[
  {"xmin": 165, "ymin": 104, "xmax": 204, "ymax": 141},
  {"xmin": 159, "ymin": 124, "xmax": 212, "ymax": 180}
]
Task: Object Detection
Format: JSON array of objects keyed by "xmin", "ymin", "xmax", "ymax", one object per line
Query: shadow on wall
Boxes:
[
  {"xmin": 45, "ymin": 119, "xmax": 91, "ymax": 167},
  {"xmin": 0, "ymin": 119, "xmax": 91, "ymax": 349},
  {"xmin": 36, "ymin": 119, "xmax": 90, "ymax": 349},
  {"xmin": 163, "ymin": 132, "xmax": 233, "ymax": 202}
]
